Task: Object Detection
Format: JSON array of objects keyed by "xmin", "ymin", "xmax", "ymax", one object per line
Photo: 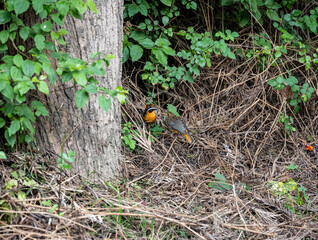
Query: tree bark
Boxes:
[{"xmin": 35, "ymin": 0, "xmax": 123, "ymax": 181}]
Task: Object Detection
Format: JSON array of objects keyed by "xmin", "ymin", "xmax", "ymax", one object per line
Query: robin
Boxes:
[
  {"xmin": 163, "ymin": 111, "xmax": 193, "ymax": 144},
  {"xmin": 143, "ymin": 105, "xmax": 160, "ymax": 125}
]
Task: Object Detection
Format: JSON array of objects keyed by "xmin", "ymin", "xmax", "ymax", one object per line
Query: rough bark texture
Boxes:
[{"xmin": 35, "ymin": 0, "xmax": 123, "ymax": 181}]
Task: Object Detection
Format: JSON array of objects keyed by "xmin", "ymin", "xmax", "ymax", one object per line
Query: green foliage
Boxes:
[
  {"xmin": 57, "ymin": 150, "xmax": 75, "ymax": 170},
  {"xmin": 121, "ymin": 122, "xmax": 136, "ymax": 150},
  {"xmin": 124, "ymin": 0, "xmax": 238, "ymax": 90},
  {"xmin": 278, "ymin": 113, "xmax": 296, "ymax": 134},
  {"xmin": 268, "ymin": 179, "xmax": 309, "ymax": 213},
  {"xmin": 208, "ymin": 173, "xmax": 232, "ymax": 191},
  {"xmin": 167, "ymin": 104, "xmax": 180, "ymax": 117},
  {"xmin": 286, "ymin": 164, "xmax": 299, "ymax": 170},
  {"xmin": 0, "ymin": 0, "xmax": 127, "ymax": 149},
  {"xmin": 267, "ymin": 75, "xmax": 314, "ymax": 115}
]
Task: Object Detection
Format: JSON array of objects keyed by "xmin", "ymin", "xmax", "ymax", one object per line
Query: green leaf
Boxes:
[
  {"xmin": 123, "ymin": 46, "xmax": 129, "ymax": 63},
  {"xmin": 0, "ymin": 30, "xmax": 9, "ymax": 44},
  {"xmin": 116, "ymin": 93, "xmax": 126, "ymax": 104},
  {"xmin": 129, "ymin": 31, "xmax": 147, "ymax": 41},
  {"xmin": 162, "ymin": 46, "xmax": 176, "ymax": 56},
  {"xmin": 290, "ymin": 99, "xmax": 298, "ymax": 106},
  {"xmin": 266, "ymin": 9, "xmax": 280, "ymax": 21},
  {"xmin": 87, "ymin": 0, "xmax": 97, "ymax": 13},
  {"xmin": 152, "ymin": 49, "xmax": 167, "ymax": 66},
  {"xmin": 11, "ymin": 66, "xmax": 23, "ymax": 80},
  {"xmin": 8, "ymin": 119, "xmax": 20, "ymax": 136},
  {"xmin": 75, "ymin": 89, "xmax": 89, "ymax": 109},
  {"xmin": 130, "ymin": 45, "xmax": 143, "ymax": 62},
  {"xmin": 221, "ymin": 0, "xmax": 235, "ymax": 6},
  {"xmin": 13, "ymin": 54, "xmax": 24, "ymax": 68},
  {"xmin": 51, "ymin": 13, "xmax": 64, "ymax": 26},
  {"xmin": 14, "ymin": 0, "xmax": 30, "ymax": 15},
  {"xmin": 227, "ymin": 52, "xmax": 236, "ymax": 59},
  {"xmin": 41, "ymin": 21, "xmax": 53, "ymax": 32},
  {"xmin": 127, "ymin": 3, "xmax": 139, "ymax": 17},
  {"xmin": 5, "ymin": 129, "xmax": 16, "ymax": 147},
  {"xmin": 37, "ymin": 81, "xmax": 49, "ymax": 94},
  {"xmin": 22, "ymin": 60, "xmax": 35, "ymax": 77},
  {"xmin": 0, "ymin": 10, "xmax": 11, "ymax": 24},
  {"xmin": 19, "ymin": 27, "xmax": 30, "ymax": 41},
  {"xmin": 56, "ymin": 0, "xmax": 69, "ymax": 16},
  {"xmin": 0, "ymin": 118, "xmax": 5, "ymax": 128},
  {"xmin": 155, "ymin": 38, "xmax": 171, "ymax": 47},
  {"xmin": 85, "ymin": 84, "xmax": 98, "ymax": 93},
  {"xmin": 35, "ymin": 34, "xmax": 45, "ymax": 50},
  {"xmin": 72, "ymin": 71, "xmax": 87, "ymax": 86},
  {"xmin": 32, "ymin": 0, "xmax": 43, "ymax": 14},
  {"xmin": 138, "ymin": 38, "xmax": 155, "ymax": 49},
  {"xmin": 162, "ymin": 16, "xmax": 169, "ymax": 26},
  {"xmin": 98, "ymin": 95, "xmax": 111, "ymax": 112},
  {"xmin": 2, "ymin": 84, "xmax": 14, "ymax": 101},
  {"xmin": 31, "ymin": 100, "xmax": 49, "ymax": 116},
  {"xmin": 167, "ymin": 104, "xmax": 180, "ymax": 117},
  {"xmin": 286, "ymin": 164, "xmax": 299, "ymax": 170},
  {"xmin": 160, "ymin": 0, "xmax": 172, "ymax": 6},
  {"xmin": 0, "ymin": 151, "xmax": 6, "ymax": 159}
]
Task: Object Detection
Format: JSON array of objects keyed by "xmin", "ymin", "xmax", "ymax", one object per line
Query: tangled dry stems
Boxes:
[{"xmin": 2, "ymin": 5, "xmax": 318, "ymax": 240}]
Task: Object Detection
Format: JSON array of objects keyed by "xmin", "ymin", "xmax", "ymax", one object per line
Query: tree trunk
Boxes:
[{"xmin": 35, "ymin": 0, "xmax": 123, "ymax": 181}]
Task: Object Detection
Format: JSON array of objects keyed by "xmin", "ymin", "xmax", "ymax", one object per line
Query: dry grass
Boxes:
[{"xmin": 2, "ymin": 2, "xmax": 318, "ymax": 239}]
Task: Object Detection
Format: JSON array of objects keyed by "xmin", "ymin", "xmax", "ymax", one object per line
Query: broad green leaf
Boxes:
[
  {"xmin": 51, "ymin": 13, "xmax": 64, "ymax": 26},
  {"xmin": 221, "ymin": 0, "xmax": 235, "ymax": 6},
  {"xmin": 122, "ymin": 46, "xmax": 129, "ymax": 63},
  {"xmin": 127, "ymin": 3, "xmax": 139, "ymax": 17},
  {"xmin": 87, "ymin": 0, "xmax": 97, "ymax": 13},
  {"xmin": 130, "ymin": 45, "xmax": 143, "ymax": 62},
  {"xmin": 32, "ymin": 0, "xmax": 43, "ymax": 14},
  {"xmin": 56, "ymin": 0, "xmax": 69, "ymax": 16},
  {"xmin": 22, "ymin": 60, "xmax": 35, "ymax": 77},
  {"xmin": 19, "ymin": 27, "xmax": 30, "ymax": 40},
  {"xmin": 41, "ymin": 21, "xmax": 53, "ymax": 32},
  {"xmin": 75, "ymin": 89, "xmax": 89, "ymax": 109},
  {"xmin": 2, "ymin": 84, "xmax": 14, "ymax": 101},
  {"xmin": 34, "ymin": 34, "xmax": 45, "ymax": 50},
  {"xmin": 8, "ymin": 119, "xmax": 20, "ymax": 136},
  {"xmin": 0, "ymin": 10, "xmax": 11, "ymax": 24},
  {"xmin": 162, "ymin": 16, "xmax": 169, "ymax": 26},
  {"xmin": 13, "ymin": 54, "xmax": 23, "ymax": 68},
  {"xmin": 267, "ymin": 10, "xmax": 280, "ymax": 21},
  {"xmin": 162, "ymin": 46, "xmax": 176, "ymax": 56},
  {"xmin": 85, "ymin": 84, "xmax": 98, "ymax": 93},
  {"xmin": 5, "ymin": 129, "xmax": 16, "ymax": 147},
  {"xmin": 138, "ymin": 38, "xmax": 155, "ymax": 49},
  {"xmin": 72, "ymin": 71, "xmax": 87, "ymax": 86},
  {"xmin": 0, "ymin": 118, "xmax": 5, "ymax": 128},
  {"xmin": 11, "ymin": 66, "xmax": 23, "ymax": 80},
  {"xmin": 227, "ymin": 52, "xmax": 236, "ymax": 59},
  {"xmin": 22, "ymin": 118, "xmax": 35, "ymax": 134},
  {"xmin": 17, "ymin": 104, "xmax": 35, "ymax": 122},
  {"xmin": 160, "ymin": 0, "xmax": 172, "ymax": 6},
  {"xmin": 31, "ymin": 100, "xmax": 49, "ymax": 116},
  {"xmin": 0, "ymin": 30, "xmax": 9, "ymax": 43},
  {"xmin": 116, "ymin": 93, "xmax": 126, "ymax": 104},
  {"xmin": 0, "ymin": 151, "xmax": 6, "ymax": 159},
  {"xmin": 155, "ymin": 38, "xmax": 171, "ymax": 47},
  {"xmin": 98, "ymin": 95, "xmax": 111, "ymax": 112},
  {"xmin": 152, "ymin": 49, "xmax": 167, "ymax": 66},
  {"xmin": 167, "ymin": 104, "xmax": 180, "ymax": 117},
  {"xmin": 37, "ymin": 81, "xmax": 49, "ymax": 94},
  {"xmin": 14, "ymin": 0, "xmax": 30, "ymax": 15},
  {"xmin": 129, "ymin": 31, "xmax": 147, "ymax": 41}
]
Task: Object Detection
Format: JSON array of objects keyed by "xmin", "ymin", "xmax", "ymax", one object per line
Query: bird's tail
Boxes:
[{"xmin": 184, "ymin": 133, "xmax": 192, "ymax": 144}]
